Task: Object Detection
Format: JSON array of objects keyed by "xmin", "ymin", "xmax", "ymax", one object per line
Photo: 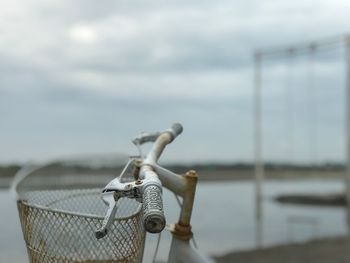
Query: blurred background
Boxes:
[{"xmin": 1, "ymin": 0, "xmax": 350, "ymax": 262}]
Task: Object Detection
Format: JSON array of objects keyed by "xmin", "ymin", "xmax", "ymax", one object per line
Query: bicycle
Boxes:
[{"xmin": 14, "ymin": 123, "xmax": 214, "ymax": 263}]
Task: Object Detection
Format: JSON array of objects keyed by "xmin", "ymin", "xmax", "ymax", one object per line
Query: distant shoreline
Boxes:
[
  {"xmin": 0, "ymin": 167, "xmax": 345, "ymax": 189},
  {"xmin": 0, "ymin": 177, "xmax": 13, "ymax": 189},
  {"xmin": 197, "ymin": 169, "xmax": 345, "ymax": 181}
]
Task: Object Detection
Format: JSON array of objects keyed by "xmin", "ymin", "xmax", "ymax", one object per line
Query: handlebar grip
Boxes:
[
  {"xmin": 167, "ymin": 123, "xmax": 183, "ymax": 141},
  {"xmin": 142, "ymin": 184, "xmax": 166, "ymax": 233},
  {"xmin": 171, "ymin": 123, "xmax": 183, "ymax": 136}
]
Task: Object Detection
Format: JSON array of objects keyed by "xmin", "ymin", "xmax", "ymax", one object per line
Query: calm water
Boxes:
[{"xmin": 0, "ymin": 179, "xmax": 347, "ymax": 262}]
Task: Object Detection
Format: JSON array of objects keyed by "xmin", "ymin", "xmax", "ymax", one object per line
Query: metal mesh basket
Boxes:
[{"xmin": 17, "ymin": 188, "xmax": 145, "ymax": 263}]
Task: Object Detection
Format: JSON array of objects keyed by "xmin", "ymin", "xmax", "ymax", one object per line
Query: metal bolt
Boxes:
[
  {"xmin": 186, "ymin": 170, "xmax": 197, "ymax": 177},
  {"xmin": 135, "ymin": 179, "xmax": 142, "ymax": 185},
  {"xmin": 134, "ymin": 159, "xmax": 142, "ymax": 167}
]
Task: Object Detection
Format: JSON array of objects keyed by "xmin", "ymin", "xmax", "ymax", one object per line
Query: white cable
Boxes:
[
  {"xmin": 119, "ymin": 159, "xmax": 132, "ymax": 180},
  {"xmin": 136, "ymin": 143, "xmax": 145, "ymax": 159},
  {"xmin": 192, "ymin": 235, "xmax": 198, "ymax": 249},
  {"xmin": 173, "ymin": 193, "xmax": 182, "ymax": 207},
  {"xmin": 152, "ymin": 232, "xmax": 162, "ymax": 263}
]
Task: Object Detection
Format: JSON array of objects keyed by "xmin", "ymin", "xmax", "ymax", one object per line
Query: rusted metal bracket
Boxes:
[{"xmin": 169, "ymin": 223, "xmax": 193, "ymax": 241}]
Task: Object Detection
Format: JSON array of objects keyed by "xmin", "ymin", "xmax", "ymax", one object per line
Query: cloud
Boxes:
[{"xmin": 1, "ymin": 0, "xmax": 350, "ymax": 163}]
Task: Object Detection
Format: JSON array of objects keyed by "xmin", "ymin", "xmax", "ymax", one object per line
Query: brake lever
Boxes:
[
  {"xmin": 95, "ymin": 191, "xmax": 120, "ymax": 239},
  {"xmin": 95, "ymin": 180, "xmax": 143, "ymax": 239},
  {"xmin": 95, "ymin": 158, "xmax": 147, "ymax": 239}
]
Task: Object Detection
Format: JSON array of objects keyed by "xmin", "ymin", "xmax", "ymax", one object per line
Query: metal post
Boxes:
[
  {"xmin": 345, "ymin": 35, "xmax": 350, "ymax": 236},
  {"xmin": 254, "ymin": 51, "xmax": 264, "ymax": 247}
]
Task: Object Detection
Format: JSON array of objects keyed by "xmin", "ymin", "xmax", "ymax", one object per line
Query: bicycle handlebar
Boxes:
[
  {"xmin": 97, "ymin": 123, "xmax": 183, "ymax": 236},
  {"xmin": 166, "ymin": 123, "xmax": 183, "ymax": 141},
  {"xmin": 132, "ymin": 123, "xmax": 183, "ymax": 146},
  {"xmin": 140, "ymin": 123, "xmax": 182, "ymax": 233}
]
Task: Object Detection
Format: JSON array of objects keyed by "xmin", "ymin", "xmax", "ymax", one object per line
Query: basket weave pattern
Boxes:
[{"xmin": 17, "ymin": 189, "xmax": 145, "ymax": 263}]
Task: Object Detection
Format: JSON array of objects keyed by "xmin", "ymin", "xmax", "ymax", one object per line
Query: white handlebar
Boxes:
[
  {"xmin": 140, "ymin": 123, "xmax": 183, "ymax": 233},
  {"xmin": 97, "ymin": 123, "xmax": 183, "ymax": 236}
]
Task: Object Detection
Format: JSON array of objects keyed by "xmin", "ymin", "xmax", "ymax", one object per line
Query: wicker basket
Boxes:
[{"xmin": 17, "ymin": 189, "xmax": 145, "ymax": 263}]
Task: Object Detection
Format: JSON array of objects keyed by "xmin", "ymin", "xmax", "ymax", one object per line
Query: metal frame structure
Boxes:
[
  {"xmin": 253, "ymin": 35, "xmax": 350, "ymax": 247},
  {"xmin": 13, "ymin": 124, "xmax": 214, "ymax": 263},
  {"xmin": 98, "ymin": 123, "xmax": 213, "ymax": 263}
]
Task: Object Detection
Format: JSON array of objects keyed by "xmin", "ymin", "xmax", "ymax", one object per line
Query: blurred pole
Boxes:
[
  {"xmin": 254, "ymin": 51, "xmax": 264, "ymax": 248},
  {"xmin": 345, "ymin": 35, "xmax": 350, "ymax": 236}
]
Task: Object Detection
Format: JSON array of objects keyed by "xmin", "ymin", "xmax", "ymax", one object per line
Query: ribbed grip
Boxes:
[{"xmin": 142, "ymin": 184, "xmax": 166, "ymax": 233}]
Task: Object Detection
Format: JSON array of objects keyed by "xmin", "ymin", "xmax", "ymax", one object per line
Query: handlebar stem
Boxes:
[{"xmin": 178, "ymin": 170, "xmax": 198, "ymax": 227}]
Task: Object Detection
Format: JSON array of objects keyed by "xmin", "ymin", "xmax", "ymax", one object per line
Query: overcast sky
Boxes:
[{"xmin": 1, "ymin": 0, "xmax": 350, "ymax": 164}]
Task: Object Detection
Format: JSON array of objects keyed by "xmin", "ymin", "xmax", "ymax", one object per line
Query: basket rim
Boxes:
[
  {"xmin": 25, "ymin": 243, "xmax": 141, "ymax": 263},
  {"xmin": 18, "ymin": 199, "xmax": 143, "ymax": 221}
]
